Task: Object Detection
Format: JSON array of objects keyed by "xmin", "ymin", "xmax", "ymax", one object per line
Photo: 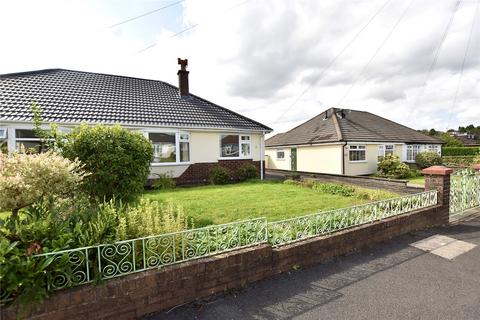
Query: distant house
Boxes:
[
  {"xmin": 0, "ymin": 59, "xmax": 272, "ymax": 184},
  {"xmin": 265, "ymin": 108, "xmax": 443, "ymax": 176},
  {"xmin": 449, "ymin": 132, "xmax": 480, "ymax": 147}
]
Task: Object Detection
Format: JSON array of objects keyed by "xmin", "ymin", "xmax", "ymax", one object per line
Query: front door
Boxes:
[{"xmin": 291, "ymin": 148, "xmax": 297, "ymax": 171}]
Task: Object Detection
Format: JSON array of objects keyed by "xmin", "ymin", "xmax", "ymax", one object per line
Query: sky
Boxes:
[{"xmin": 0, "ymin": 0, "xmax": 479, "ymax": 135}]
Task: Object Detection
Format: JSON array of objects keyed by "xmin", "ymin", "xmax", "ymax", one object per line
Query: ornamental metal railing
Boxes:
[
  {"xmin": 450, "ymin": 168, "xmax": 480, "ymax": 214},
  {"xmin": 267, "ymin": 190, "xmax": 438, "ymax": 246},
  {"xmin": 34, "ymin": 218, "xmax": 268, "ymax": 290},
  {"xmin": 22, "ymin": 191, "xmax": 439, "ymax": 293}
]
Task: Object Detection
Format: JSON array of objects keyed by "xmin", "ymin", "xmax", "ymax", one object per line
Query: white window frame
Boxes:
[
  {"xmin": 219, "ymin": 134, "xmax": 252, "ymax": 160},
  {"xmin": 348, "ymin": 145, "xmax": 366, "ymax": 162},
  {"xmin": 14, "ymin": 128, "xmax": 44, "ymax": 152},
  {"xmin": 0, "ymin": 128, "xmax": 6, "ymax": 139},
  {"xmin": 406, "ymin": 144, "xmax": 422, "ymax": 162},
  {"xmin": 276, "ymin": 149, "xmax": 285, "ymax": 161},
  {"xmin": 147, "ymin": 131, "xmax": 191, "ymax": 166},
  {"xmin": 378, "ymin": 144, "xmax": 395, "ymax": 159}
]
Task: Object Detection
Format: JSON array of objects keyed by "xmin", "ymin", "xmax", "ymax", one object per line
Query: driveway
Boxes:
[{"xmin": 146, "ymin": 210, "xmax": 480, "ymax": 320}]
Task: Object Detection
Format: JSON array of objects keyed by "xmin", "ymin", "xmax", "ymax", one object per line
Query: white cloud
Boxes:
[{"xmin": 0, "ymin": 0, "xmax": 479, "ymax": 135}]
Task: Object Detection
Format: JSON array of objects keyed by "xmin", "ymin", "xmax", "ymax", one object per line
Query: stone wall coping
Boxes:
[{"xmin": 421, "ymin": 166, "xmax": 453, "ymax": 176}]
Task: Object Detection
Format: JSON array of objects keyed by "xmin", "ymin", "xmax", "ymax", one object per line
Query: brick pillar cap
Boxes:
[
  {"xmin": 421, "ymin": 165, "xmax": 453, "ymax": 176},
  {"xmin": 473, "ymin": 164, "xmax": 480, "ymax": 171}
]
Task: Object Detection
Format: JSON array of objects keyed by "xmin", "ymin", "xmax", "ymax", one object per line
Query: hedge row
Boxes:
[
  {"xmin": 443, "ymin": 147, "xmax": 480, "ymax": 156},
  {"xmin": 442, "ymin": 155, "xmax": 478, "ymax": 167}
]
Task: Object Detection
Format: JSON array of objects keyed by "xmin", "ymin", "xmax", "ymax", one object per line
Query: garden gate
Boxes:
[{"xmin": 450, "ymin": 168, "xmax": 480, "ymax": 216}]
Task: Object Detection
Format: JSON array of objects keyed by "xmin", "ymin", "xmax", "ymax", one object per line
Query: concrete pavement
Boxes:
[{"xmin": 146, "ymin": 210, "xmax": 480, "ymax": 320}]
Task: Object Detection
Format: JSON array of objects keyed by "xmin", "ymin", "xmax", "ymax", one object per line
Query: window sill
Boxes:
[
  {"xmin": 150, "ymin": 162, "xmax": 191, "ymax": 167},
  {"xmin": 349, "ymin": 160, "xmax": 368, "ymax": 163},
  {"xmin": 218, "ymin": 157, "xmax": 253, "ymax": 161},
  {"xmin": 276, "ymin": 158, "xmax": 285, "ymax": 161}
]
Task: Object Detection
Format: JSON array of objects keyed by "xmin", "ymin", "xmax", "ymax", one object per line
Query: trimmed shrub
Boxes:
[
  {"xmin": 152, "ymin": 173, "xmax": 176, "ymax": 190},
  {"xmin": 62, "ymin": 124, "xmax": 153, "ymax": 203},
  {"xmin": 236, "ymin": 163, "xmax": 258, "ymax": 182},
  {"xmin": 377, "ymin": 154, "xmax": 411, "ymax": 179},
  {"xmin": 209, "ymin": 166, "xmax": 230, "ymax": 185},
  {"xmin": 312, "ymin": 183, "xmax": 356, "ymax": 197},
  {"xmin": 443, "ymin": 147, "xmax": 480, "ymax": 156},
  {"xmin": 415, "ymin": 151, "xmax": 442, "ymax": 169}
]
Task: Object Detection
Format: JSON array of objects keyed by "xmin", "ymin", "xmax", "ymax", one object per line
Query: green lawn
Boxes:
[
  {"xmin": 408, "ymin": 176, "xmax": 425, "ymax": 186},
  {"xmin": 142, "ymin": 181, "xmax": 398, "ymax": 226}
]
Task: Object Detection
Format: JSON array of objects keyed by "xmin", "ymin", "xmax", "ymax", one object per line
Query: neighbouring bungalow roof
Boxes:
[
  {"xmin": 266, "ymin": 107, "xmax": 443, "ymax": 147},
  {"xmin": 0, "ymin": 69, "xmax": 271, "ymax": 132}
]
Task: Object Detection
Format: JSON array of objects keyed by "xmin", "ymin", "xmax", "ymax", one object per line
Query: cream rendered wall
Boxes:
[
  {"xmin": 344, "ymin": 143, "xmax": 405, "ymax": 176},
  {"xmin": 297, "ymin": 145, "xmax": 343, "ymax": 174},
  {"xmin": 151, "ymin": 131, "xmax": 264, "ymax": 178},
  {"xmin": 265, "ymin": 148, "xmax": 291, "ymax": 170}
]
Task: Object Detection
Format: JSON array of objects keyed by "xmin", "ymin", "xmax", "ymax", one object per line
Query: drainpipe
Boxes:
[
  {"xmin": 260, "ymin": 131, "xmax": 265, "ymax": 180},
  {"xmin": 341, "ymin": 142, "xmax": 347, "ymax": 175}
]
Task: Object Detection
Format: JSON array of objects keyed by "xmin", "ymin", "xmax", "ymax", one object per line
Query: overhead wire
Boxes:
[
  {"xmin": 445, "ymin": 0, "xmax": 479, "ymax": 130},
  {"xmin": 335, "ymin": 0, "xmax": 415, "ymax": 107},
  {"xmin": 406, "ymin": 0, "xmax": 462, "ymax": 125},
  {"xmin": 135, "ymin": 0, "xmax": 252, "ymax": 55},
  {"xmin": 109, "ymin": 0, "xmax": 185, "ymax": 28},
  {"xmin": 271, "ymin": 0, "xmax": 393, "ymax": 126}
]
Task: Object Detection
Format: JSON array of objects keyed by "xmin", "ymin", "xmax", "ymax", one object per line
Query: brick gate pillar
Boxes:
[{"xmin": 422, "ymin": 165, "xmax": 453, "ymax": 224}]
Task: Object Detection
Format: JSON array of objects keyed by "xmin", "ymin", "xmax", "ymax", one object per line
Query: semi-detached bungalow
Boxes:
[
  {"xmin": 265, "ymin": 108, "xmax": 443, "ymax": 176},
  {"xmin": 0, "ymin": 59, "xmax": 272, "ymax": 184}
]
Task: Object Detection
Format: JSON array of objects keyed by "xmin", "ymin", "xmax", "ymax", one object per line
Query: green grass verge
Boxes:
[
  {"xmin": 142, "ymin": 180, "xmax": 398, "ymax": 226},
  {"xmin": 408, "ymin": 176, "xmax": 425, "ymax": 186}
]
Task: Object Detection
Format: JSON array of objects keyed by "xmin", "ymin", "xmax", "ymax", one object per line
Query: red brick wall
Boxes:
[
  {"xmin": 175, "ymin": 160, "xmax": 262, "ymax": 185},
  {"xmin": 3, "ymin": 205, "xmax": 446, "ymax": 320}
]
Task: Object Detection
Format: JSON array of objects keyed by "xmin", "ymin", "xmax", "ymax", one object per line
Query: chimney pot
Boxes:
[{"xmin": 177, "ymin": 58, "xmax": 189, "ymax": 97}]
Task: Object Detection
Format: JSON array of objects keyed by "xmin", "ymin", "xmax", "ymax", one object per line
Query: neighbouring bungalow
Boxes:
[
  {"xmin": 0, "ymin": 59, "xmax": 272, "ymax": 184},
  {"xmin": 449, "ymin": 131, "xmax": 480, "ymax": 147},
  {"xmin": 265, "ymin": 108, "xmax": 443, "ymax": 176}
]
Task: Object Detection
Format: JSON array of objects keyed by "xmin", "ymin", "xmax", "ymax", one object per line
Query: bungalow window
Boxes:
[
  {"xmin": 15, "ymin": 129, "xmax": 44, "ymax": 153},
  {"xmin": 348, "ymin": 145, "xmax": 366, "ymax": 162},
  {"xmin": 406, "ymin": 145, "xmax": 422, "ymax": 162},
  {"xmin": 0, "ymin": 128, "xmax": 7, "ymax": 153},
  {"xmin": 428, "ymin": 145, "xmax": 441, "ymax": 155},
  {"xmin": 378, "ymin": 144, "xmax": 394, "ymax": 160},
  {"xmin": 149, "ymin": 132, "xmax": 190, "ymax": 164},
  {"xmin": 276, "ymin": 149, "xmax": 285, "ymax": 160},
  {"xmin": 220, "ymin": 135, "xmax": 251, "ymax": 158}
]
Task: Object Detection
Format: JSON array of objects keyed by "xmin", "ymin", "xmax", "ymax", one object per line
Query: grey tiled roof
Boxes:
[
  {"xmin": 266, "ymin": 108, "xmax": 443, "ymax": 147},
  {"xmin": 0, "ymin": 69, "xmax": 271, "ymax": 131}
]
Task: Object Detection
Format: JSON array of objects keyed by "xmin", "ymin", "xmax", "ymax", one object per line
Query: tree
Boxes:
[
  {"xmin": 438, "ymin": 133, "xmax": 464, "ymax": 147},
  {"xmin": 0, "ymin": 152, "xmax": 85, "ymax": 219}
]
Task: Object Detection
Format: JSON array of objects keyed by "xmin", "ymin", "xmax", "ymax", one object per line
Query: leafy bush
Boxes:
[
  {"xmin": 377, "ymin": 154, "xmax": 411, "ymax": 179},
  {"xmin": 62, "ymin": 124, "xmax": 153, "ymax": 203},
  {"xmin": 443, "ymin": 147, "xmax": 480, "ymax": 156},
  {"xmin": 236, "ymin": 163, "xmax": 258, "ymax": 182},
  {"xmin": 209, "ymin": 166, "xmax": 230, "ymax": 185},
  {"xmin": 0, "ymin": 152, "xmax": 85, "ymax": 219},
  {"xmin": 283, "ymin": 179, "xmax": 301, "ymax": 185},
  {"xmin": 438, "ymin": 133, "xmax": 464, "ymax": 147},
  {"xmin": 415, "ymin": 151, "xmax": 442, "ymax": 169},
  {"xmin": 312, "ymin": 183, "xmax": 356, "ymax": 197},
  {"xmin": 152, "ymin": 173, "xmax": 176, "ymax": 190}
]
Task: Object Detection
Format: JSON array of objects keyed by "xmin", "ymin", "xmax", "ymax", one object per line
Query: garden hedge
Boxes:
[{"xmin": 442, "ymin": 147, "xmax": 480, "ymax": 156}]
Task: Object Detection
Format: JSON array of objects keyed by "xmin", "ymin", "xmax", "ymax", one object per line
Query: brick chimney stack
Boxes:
[{"xmin": 177, "ymin": 58, "xmax": 189, "ymax": 97}]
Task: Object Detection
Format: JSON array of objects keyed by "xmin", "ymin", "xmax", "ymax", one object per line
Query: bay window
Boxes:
[
  {"xmin": 149, "ymin": 132, "xmax": 190, "ymax": 164},
  {"xmin": 220, "ymin": 134, "xmax": 251, "ymax": 158},
  {"xmin": 348, "ymin": 145, "xmax": 366, "ymax": 162}
]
